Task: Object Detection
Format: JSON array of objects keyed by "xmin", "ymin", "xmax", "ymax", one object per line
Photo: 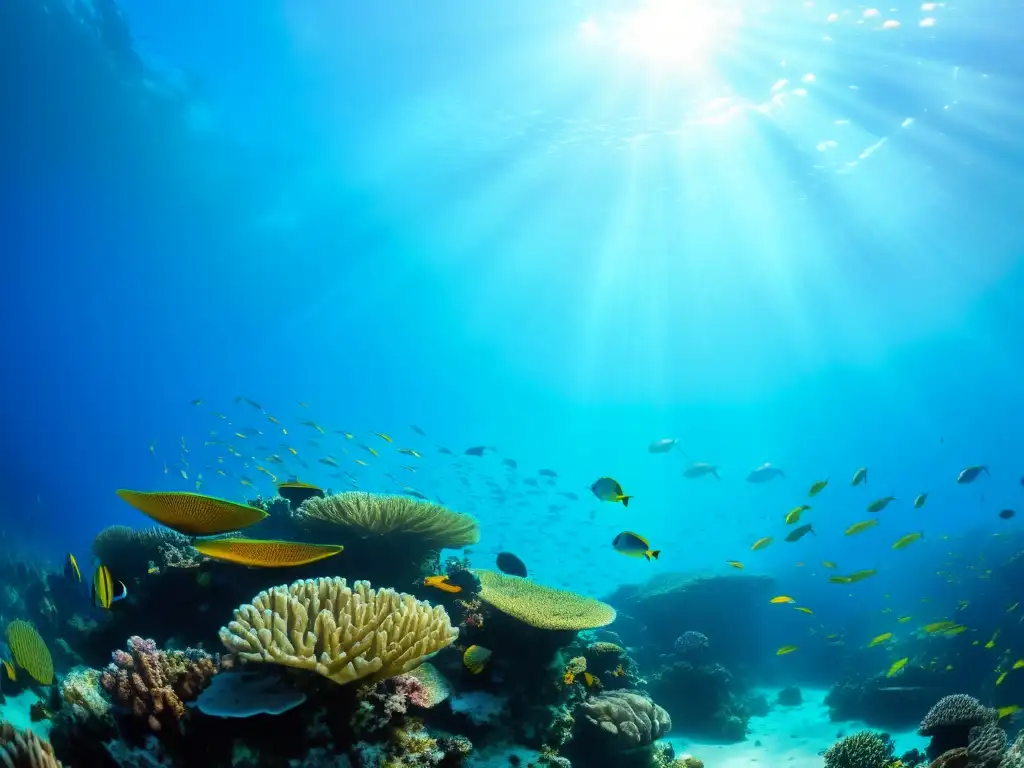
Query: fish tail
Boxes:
[
  {"xmin": 113, "ymin": 581, "xmax": 129, "ymax": 603},
  {"xmin": 712, "ymin": 470, "xmax": 720, "ymax": 480},
  {"xmin": 648, "ymin": 550, "xmax": 661, "ymax": 560},
  {"xmin": 809, "ymin": 526, "xmax": 816, "ymax": 536},
  {"xmin": 620, "ymin": 496, "xmax": 632, "ymax": 507}
]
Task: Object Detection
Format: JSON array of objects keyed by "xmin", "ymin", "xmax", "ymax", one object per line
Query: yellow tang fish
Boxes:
[
  {"xmin": 66, "ymin": 553, "xmax": 81, "ymax": 582},
  {"xmin": 770, "ymin": 596, "xmax": 795, "ymax": 604},
  {"xmin": 725, "ymin": 560, "xmax": 744, "ymax": 569},
  {"xmin": 887, "ymin": 657, "xmax": 909, "ymax": 677},
  {"xmin": 92, "ymin": 566, "xmax": 128, "ymax": 610},
  {"xmin": 808, "ymin": 479, "xmax": 829, "ymax": 497},
  {"xmin": 785, "ymin": 505, "xmax": 811, "ymax": 525},
  {"xmin": 845, "ymin": 520, "xmax": 878, "ymax": 536},
  {"xmin": 1, "ymin": 660, "xmax": 15, "ymax": 682},
  {"xmin": 892, "ymin": 532, "xmax": 923, "ymax": 550},
  {"xmin": 867, "ymin": 632, "xmax": 893, "ymax": 648},
  {"xmin": 998, "ymin": 705, "xmax": 1021, "ymax": 719},
  {"xmin": 751, "ymin": 537, "xmax": 773, "ymax": 551},
  {"xmin": 776, "ymin": 645, "xmax": 798, "ymax": 656},
  {"xmin": 1012, "ymin": 659, "xmax": 1024, "ymax": 670}
]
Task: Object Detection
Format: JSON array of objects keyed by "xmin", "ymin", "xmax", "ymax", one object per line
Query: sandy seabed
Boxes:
[{"xmin": 667, "ymin": 688, "xmax": 929, "ymax": 767}]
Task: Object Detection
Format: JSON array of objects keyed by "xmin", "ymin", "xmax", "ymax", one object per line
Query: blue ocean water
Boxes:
[{"xmin": 3, "ymin": 2, "xmax": 1024, "ymax": 762}]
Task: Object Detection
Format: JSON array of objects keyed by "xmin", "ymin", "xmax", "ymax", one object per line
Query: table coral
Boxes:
[{"xmin": 99, "ymin": 636, "xmax": 222, "ymax": 731}]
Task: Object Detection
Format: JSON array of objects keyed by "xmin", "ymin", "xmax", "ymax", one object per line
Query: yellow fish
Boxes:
[
  {"xmin": 751, "ymin": 537, "xmax": 773, "ymax": 551},
  {"xmin": 319, "ymin": 457, "xmax": 340, "ymax": 468},
  {"xmin": 92, "ymin": 565, "xmax": 128, "ymax": 610},
  {"xmin": 725, "ymin": 561, "xmax": 744, "ymax": 569},
  {"xmin": 997, "ymin": 671, "xmax": 1008, "ymax": 686},
  {"xmin": 887, "ymin": 657, "xmax": 908, "ymax": 677},
  {"xmin": 867, "ymin": 496, "xmax": 897, "ymax": 513},
  {"xmin": 770, "ymin": 596, "xmax": 795, "ymax": 604},
  {"xmin": 361, "ymin": 444, "xmax": 379, "ymax": 457},
  {"xmin": 867, "ymin": 632, "xmax": 893, "ymax": 647},
  {"xmin": 373, "ymin": 432, "xmax": 393, "ymax": 443},
  {"xmin": 463, "ymin": 645, "xmax": 492, "ymax": 674},
  {"xmin": 892, "ymin": 532, "xmax": 923, "ymax": 550},
  {"xmin": 829, "ymin": 576, "xmax": 852, "ymax": 584},
  {"xmin": 1, "ymin": 660, "xmax": 15, "ymax": 682},
  {"xmin": 1012, "ymin": 659, "xmax": 1024, "ymax": 670},
  {"xmin": 822, "ymin": 560, "xmax": 837, "ymax": 569},
  {"xmin": 846, "ymin": 569, "xmax": 878, "ymax": 583},
  {"xmin": 66, "ymin": 553, "xmax": 81, "ymax": 582},
  {"xmin": 397, "ymin": 448, "xmax": 422, "ymax": 458},
  {"xmin": 785, "ymin": 505, "xmax": 811, "ymax": 525},
  {"xmin": 986, "ymin": 629, "xmax": 1001, "ymax": 649},
  {"xmin": 852, "ymin": 467, "xmax": 868, "ymax": 486},
  {"xmin": 845, "ymin": 520, "xmax": 878, "ymax": 536},
  {"xmin": 776, "ymin": 645, "xmax": 798, "ymax": 656},
  {"xmin": 998, "ymin": 705, "xmax": 1021, "ymax": 719},
  {"xmin": 924, "ymin": 621, "xmax": 957, "ymax": 633},
  {"xmin": 808, "ymin": 479, "xmax": 829, "ymax": 497},
  {"xmin": 794, "ymin": 607, "xmax": 813, "ymax": 615},
  {"xmin": 897, "ymin": 616, "xmax": 912, "ymax": 623}
]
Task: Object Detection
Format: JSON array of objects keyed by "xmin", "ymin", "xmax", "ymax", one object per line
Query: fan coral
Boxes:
[
  {"xmin": 919, "ymin": 694, "xmax": 997, "ymax": 759},
  {"xmin": 218, "ymin": 577, "xmax": 459, "ymax": 685},
  {"xmin": 0, "ymin": 722, "xmax": 62, "ymax": 767},
  {"xmin": 99, "ymin": 636, "xmax": 221, "ymax": 731},
  {"xmin": 6, "ymin": 620, "xmax": 53, "ymax": 685},
  {"xmin": 475, "ymin": 570, "xmax": 617, "ymax": 630},
  {"xmin": 823, "ymin": 730, "xmax": 895, "ymax": 768},
  {"xmin": 967, "ymin": 723, "xmax": 1007, "ymax": 768},
  {"xmin": 299, "ymin": 492, "xmax": 480, "ymax": 548},
  {"xmin": 576, "ymin": 691, "xmax": 671, "ymax": 748},
  {"xmin": 674, "ymin": 631, "xmax": 709, "ymax": 654}
]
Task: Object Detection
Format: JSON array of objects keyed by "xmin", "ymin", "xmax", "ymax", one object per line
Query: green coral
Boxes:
[{"xmin": 824, "ymin": 731, "xmax": 895, "ymax": 768}]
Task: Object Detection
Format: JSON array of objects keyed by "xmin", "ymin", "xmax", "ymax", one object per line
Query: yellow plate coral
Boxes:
[
  {"xmin": 475, "ymin": 570, "xmax": 617, "ymax": 631},
  {"xmin": 194, "ymin": 538, "xmax": 343, "ymax": 567},
  {"xmin": 116, "ymin": 490, "xmax": 268, "ymax": 536}
]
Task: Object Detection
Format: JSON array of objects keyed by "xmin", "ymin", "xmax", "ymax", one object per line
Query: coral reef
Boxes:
[
  {"xmin": 93, "ymin": 526, "xmax": 195, "ymax": 578},
  {"xmin": 823, "ymin": 730, "xmax": 895, "ymax": 768},
  {"xmin": 648, "ymin": 660, "xmax": 750, "ymax": 741},
  {"xmin": 568, "ymin": 691, "xmax": 671, "ymax": 767},
  {"xmin": 0, "ymin": 722, "xmax": 63, "ymax": 767},
  {"xmin": 919, "ymin": 694, "xmax": 997, "ymax": 759},
  {"xmin": 218, "ymin": 577, "xmax": 459, "ymax": 685},
  {"xmin": 99, "ymin": 635, "xmax": 222, "ymax": 731},
  {"xmin": 967, "ymin": 723, "xmax": 1006, "ymax": 768}
]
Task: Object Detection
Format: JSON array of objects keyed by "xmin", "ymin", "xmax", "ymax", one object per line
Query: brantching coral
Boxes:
[
  {"xmin": 0, "ymin": 721, "xmax": 62, "ymax": 767},
  {"xmin": 967, "ymin": 723, "xmax": 1007, "ymax": 768},
  {"xmin": 919, "ymin": 694, "xmax": 997, "ymax": 759},
  {"xmin": 219, "ymin": 577, "xmax": 458, "ymax": 686},
  {"xmin": 822, "ymin": 730, "xmax": 895, "ymax": 768},
  {"xmin": 99, "ymin": 636, "xmax": 222, "ymax": 731}
]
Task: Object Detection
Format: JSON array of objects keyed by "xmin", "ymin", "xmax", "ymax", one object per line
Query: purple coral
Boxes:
[
  {"xmin": 674, "ymin": 631, "xmax": 710, "ymax": 654},
  {"xmin": 99, "ymin": 636, "xmax": 222, "ymax": 731}
]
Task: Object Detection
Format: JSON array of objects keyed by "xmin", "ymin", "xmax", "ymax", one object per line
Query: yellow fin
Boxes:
[
  {"xmin": 194, "ymin": 538, "xmax": 343, "ymax": 567},
  {"xmin": 117, "ymin": 490, "xmax": 269, "ymax": 535}
]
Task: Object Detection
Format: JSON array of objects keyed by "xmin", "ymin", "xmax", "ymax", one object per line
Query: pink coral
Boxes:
[{"xmin": 100, "ymin": 636, "xmax": 222, "ymax": 732}]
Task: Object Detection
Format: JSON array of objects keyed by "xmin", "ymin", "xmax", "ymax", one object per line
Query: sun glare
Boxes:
[{"xmin": 603, "ymin": 0, "xmax": 740, "ymax": 68}]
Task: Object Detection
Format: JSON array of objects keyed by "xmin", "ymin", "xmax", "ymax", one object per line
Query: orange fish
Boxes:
[{"xmin": 423, "ymin": 575, "xmax": 461, "ymax": 594}]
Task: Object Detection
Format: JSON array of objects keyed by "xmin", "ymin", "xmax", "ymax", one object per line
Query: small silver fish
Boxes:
[
  {"xmin": 957, "ymin": 465, "xmax": 989, "ymax": 484},
  {"xmin": 746, "ymin": 463, "xmax": 785, "ymax": 483}
]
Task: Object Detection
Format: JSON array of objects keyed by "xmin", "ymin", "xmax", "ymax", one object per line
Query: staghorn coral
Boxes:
[
  {"xmin": 99, "ymin": 636, "xmax": 221, "ymax": 731},
  {"xmin": 0, "ymin": 722, "xmax": 62, "ymax": 768},
  {"xmin": 6, "ymin": 620, "xmax": 53, "ymax": 685},
  {"xmin": 823, "ymin": 730, "xmax": 895, "ymax": 768},
  {"xmin": 968, "ymin": 724, "xmax": 1007, "ymax": 768},
  {"xmin": 298, "ymin": 492, "xmax": 479, "ymax": 548},
  {"xmin": 920, "ymin": 695, "xmax": 997, "ymax": 759},
  {"xmin": 219, "ymin": 577, "xmax": 458, "ymax": 686},
  {"xmin": 576, "ymin": 691, "xmax": 671, "ymax": 749},
  {"xmin": 474, "ymin": 570, "xmax": 616, "ymax": 630}
]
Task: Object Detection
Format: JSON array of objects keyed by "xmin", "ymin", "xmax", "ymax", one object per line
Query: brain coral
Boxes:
[
  {"xmin": 577, "ymin": 691, "xmax": 671, "ymax": 748},
  {"xmin": 219, "ymin": 577, "xmax": 459, "ymax": 685},
  {"xmin": 475, "ymin": 570, "xmax": 617, "ymax": 630},
  {"xmin": 823, "ymin": 730, "xmax": 894, "ymax": 768},
  {"xmin": 298, "ymin": 492, "xmax": 480, "ymax": 548},
  {"xmin": 6, "ymin": 620, "xmax": 53, "ymax": 685}
]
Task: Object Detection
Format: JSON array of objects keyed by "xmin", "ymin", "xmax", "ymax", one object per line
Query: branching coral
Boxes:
[
  {"xmin": 0, "ymin": 722, "xmax": 62, "ymax": 767},
  {"xmin": 218, "ymin": 577, "xmax": 459, "ymax": 686},
  {"xmin": 474, "ymin": 570, "xmax": 616, "ymax": 631},
  {"xmin": 823, "ymin": 730, "xmax": 895, "ymax": 768},
  {"xmin": 99, "ymin": 636, "xmax": 222, "ymax": 731}
]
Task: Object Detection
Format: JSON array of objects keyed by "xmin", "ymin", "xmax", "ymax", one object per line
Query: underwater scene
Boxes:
[{"xmin": 3, "ymin": 0, "xmax": 1024, "ymax": 767}]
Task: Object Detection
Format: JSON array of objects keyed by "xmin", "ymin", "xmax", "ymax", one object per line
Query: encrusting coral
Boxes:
[
  {"xmin": 218, "ymin": 577, "xmax": 459, "ymax": 685},
  {"xmin": 0, "ymin": 722, "xmax": 62, "ymax": 767},
  {"xmin": 99, "ymin": 635, "xmax": 223, "ymax": 731},
  {"xmin": 474, "ymin": 570, "xmax": 616, "ymax": 631},
  {"xmin": 822, "ymin": 730, "xmax": 894, "ymax": 768},
  {"xmin": 6, "ymin": 620, "xmax": 54, "ymax": 685}
]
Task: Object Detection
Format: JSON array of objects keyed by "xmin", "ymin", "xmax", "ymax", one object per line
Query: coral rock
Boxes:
[{"xmin": 577, "ymin": 691, "xmax": 671, "ymax": 748}]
